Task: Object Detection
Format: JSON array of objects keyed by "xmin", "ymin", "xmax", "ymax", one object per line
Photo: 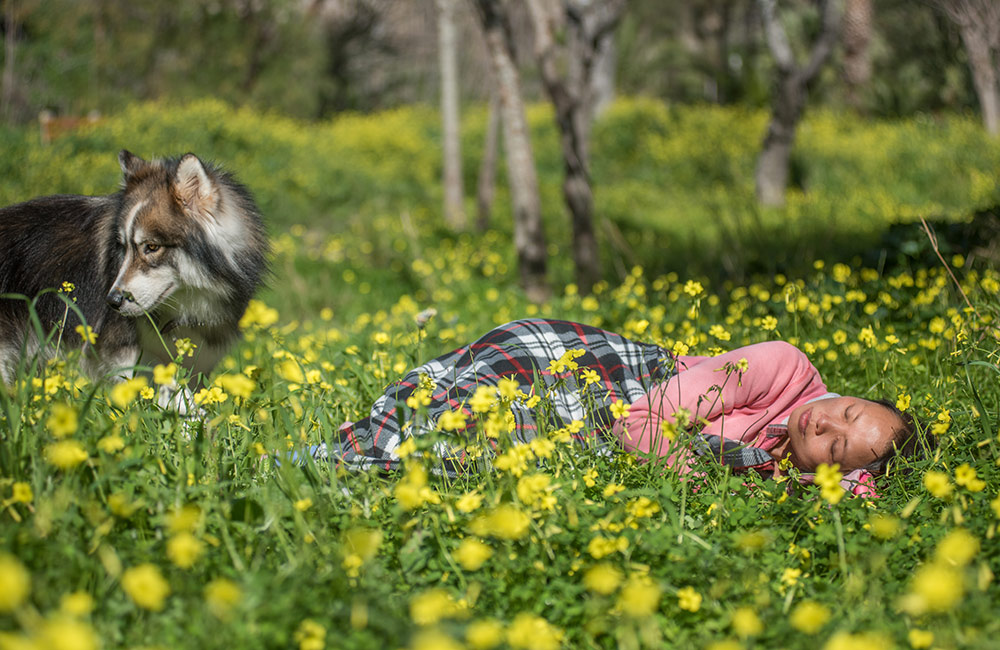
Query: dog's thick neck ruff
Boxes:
[{"xmin": 0, "ymin": 149, "xmax": 269, "ymax": 388}]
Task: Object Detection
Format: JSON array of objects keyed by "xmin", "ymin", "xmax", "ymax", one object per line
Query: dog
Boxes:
[{"xmin": 0, "ymin": 150, "xmax": 268, "ymax": 404}]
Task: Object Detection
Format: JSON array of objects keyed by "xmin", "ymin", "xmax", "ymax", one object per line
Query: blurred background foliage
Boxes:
[
  {"xmin": 0, "ymin": 0, "xmax": 982, "ymax": 121},
  {"xmin": 1, "ymin": 98, "xmax": 997, "ymax": 303}
]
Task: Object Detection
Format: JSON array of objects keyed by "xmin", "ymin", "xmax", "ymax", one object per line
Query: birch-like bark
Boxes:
[
  {"xmin": 755, "ymin": 0, "xmax": 841, "ymax": 207},
  {"xmin": 471, "ymin": 0, "xmax": 549, "ymax": 302},
  {"xmin": 437, "ymin": 0, "xmax": 467, "ymax": 228},
  {"xmin": 524, "ymin": 0, "xmax": 626, "ymax": 294}
]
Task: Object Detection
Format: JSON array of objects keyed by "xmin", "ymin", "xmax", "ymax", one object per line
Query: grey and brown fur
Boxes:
[{"xmin": 0, "ymin": 150, "xmax": 268, "ymax": 397}]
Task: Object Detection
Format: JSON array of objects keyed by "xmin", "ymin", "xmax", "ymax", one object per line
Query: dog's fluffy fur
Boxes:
[{"xmin": 0, "ymin": 150, "xmax": 268, "ymax": 391}]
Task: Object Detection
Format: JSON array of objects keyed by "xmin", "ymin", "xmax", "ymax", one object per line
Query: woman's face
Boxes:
[{"xmin": 785, "ymin": 397, "xmax": 902, "ymax": 472}]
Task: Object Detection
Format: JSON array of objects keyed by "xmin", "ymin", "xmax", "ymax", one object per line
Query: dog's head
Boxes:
[{"xmin": 107, "ymin": 150, "xmax": 252, "ymax": 319}]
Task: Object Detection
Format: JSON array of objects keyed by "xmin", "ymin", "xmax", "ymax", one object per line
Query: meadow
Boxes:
[{"xmin": 1, "ymin": 99, "xmax": 1000, "ymax": 650}]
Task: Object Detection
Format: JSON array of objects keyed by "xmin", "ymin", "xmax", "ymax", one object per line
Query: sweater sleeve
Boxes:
[{"xmin": 611, "ymin": 341, "xmax": 824, "ymax": 462}]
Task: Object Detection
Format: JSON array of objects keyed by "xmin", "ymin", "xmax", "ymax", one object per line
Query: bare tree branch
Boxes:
[{"xmin": 759, "ymin": 0, "xmax": 795, "ymax": 71}]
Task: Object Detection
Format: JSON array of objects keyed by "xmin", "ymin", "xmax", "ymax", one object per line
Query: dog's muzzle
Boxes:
[{"xmin": 106, "ymin": 288, "xmax": 132, "ymax": 309}]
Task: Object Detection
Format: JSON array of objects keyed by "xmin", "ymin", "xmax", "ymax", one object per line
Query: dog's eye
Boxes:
[{"xmin": 144, "ymin": 243, "xmax": 161, "ymax": 254}]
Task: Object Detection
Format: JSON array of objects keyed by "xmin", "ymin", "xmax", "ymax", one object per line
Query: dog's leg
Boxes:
[{"xmin": 0, "ymin": 342, "xmax": 15, "ymax": 385}]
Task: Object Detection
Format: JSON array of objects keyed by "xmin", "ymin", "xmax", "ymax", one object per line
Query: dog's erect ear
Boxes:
[
  {"xmin": 119, "ymin": 150, "xmax": 148, "ymax": 181},
  {"xmin": 174, "ymin": 153, "xmax": 219, "ymax": 217}
]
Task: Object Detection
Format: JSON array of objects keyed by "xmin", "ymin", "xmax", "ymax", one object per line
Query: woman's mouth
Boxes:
[{"xmin": 798, "ymin": 408, "xmax": 811, "ymax": 436}]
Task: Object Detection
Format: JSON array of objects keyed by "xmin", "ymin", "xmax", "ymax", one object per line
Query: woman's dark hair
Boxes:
[{"xmin": 863, "ymin": 398, "xmax": 935, "ymax": 474}]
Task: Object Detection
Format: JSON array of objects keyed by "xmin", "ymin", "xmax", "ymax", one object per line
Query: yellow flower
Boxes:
[
  {"xmin": 731, "ymin": 607, "xmax": 763, "ymax": 637},
  {"xmin": 60, "ymin": 591, "xmax": 94, "ymax": 616},
  {"xmin": 587, "ymin": 535, "xmax": 628, "ymax": 559},
  {"xmin": 97, "ymin": 434, "xmax": 125, "ymax": 454},
  {"xmin": 506, "ymin": 612, "xmax": 563, "ymax": 650},
  {"xmin": 75, "ymin": 324, "xmax": 97, "ymax": 345},
  {"xmin": 617, "ymin": 575, "xmax": 661, "ymax": 618},
  {"xmin": 44, "ymin": 440, "xmax": 88, "ymax": 469},
  {"xmin": 394, "ymin": 464, "xmax": 440, "ymax": 511},
  {"xmin": 583, "ymin": 563, "xmax": 623, "ymax": 595},
  {"xmin": 411, "ymin": 628, "xmax": 462, "ymax": 650},
  {"xmin": 761, "ymin": 316, "xmax": 778, "ymax": 331},
  {"xmin": 676, "ymin": 586, "xmax": 702, "ymax": 612},
  {"xmin": 46, "ymin": 403, "xmax": 78, "ymax": 437},
  {"xmin": 516, "ymin": 473, "xmax": 552, "ymax": 509},
  {"xmin": 823, "ymin": 631, "xmax": 892, "ymax": 650},
  {"xmin": 954, "ymin": 463, "xmax": 985, "ymax": 492},
  {"xmin": 344, "ymin": 528, "xmax": 382, "ymax": 563},
  {"xmin": 109, "ymin": 376, "xmax": 148, "ymax": 408},
  {"xmin": 683, "ymin": 280, "xmax": 703, "ymax": 297},
  {"xmin": 107, "ymin": 493, "xmax": 139, "ymax": 518},
  {"xmin": 709, "ymin": 324, "xmax": 731, "ymax": 341},
  {"xmin": 496, "ymin": 377, "xmax": 519, "ymax": 401},
  {"xmin": 895, "ymin": 393, "xmax": 911, "ymax": 411},
  {"xmin": 239, "ymin": 299, "xmax": 279, "ymax": 329},
  {"xmin": 204, "ymin": 578, "xmax": 242, "ymax": 620},
  {"xmin": 468, "ymin": 385, "xmax": 496, "ymax": 414},
  {"xmin": 814, "ymin": 463, "xmax": 844, "ymax": 504},
  {"xmin": 609, "ymin": 399, "xmax": 630, "ymax": 420},
  {"xmin": 900, "ymin": 562, "xmax": 964, "ymax": 615},
  {"xmin": 438, "ymin": 409, "xmax": 467, "ymax": 432},
  {"xmin": 468, "ymin": 504, "xmax": 531, "ymax": 541},
  {"xmin": 582, "ymin": 468, "xmax": 598, "ymax": 488},
  {"xmin": 121, "ymin": 563, "xmax": 170, "ymax": 611},
  {"xmin": 11, "ymin": 482, "xmax": 33, "ymax": 504},
  {"xmin": 410, "ymin": 588, "xmax": 464, "ymax": 626},
  {"xmin": 625, "ymin": 496, "xmax": 660, "ymax": 519},
  {"xmin": 907, "ymin": 629, "xmax": 934, "ymax": 649},
  {"xmin": 456, "ymin": 490, "xmax": 484, "ymax": 513},
  {"xmin": 294, "ymin": 498, "xmax": 313, "ymax": 512},
  {"xmin": 193, "ymin": 386, "xmax": 228, "ymax": 406},
  {"xmin": 153, "ymin": 362, "xmax": 177, "ymax": 386},
  {"xmin": 38, "ymin": 616, "xmax": 99, "ymax": 650},
  {"xmin": 167, "ymin": 532, "xmax": 204, "ymax": 569},
  {"xmin": 454, "ymin": 538, "xmax": 493, "ymax": 571},
  {"xmin": 869, "ymin": 514, "xmax": 901, "ymax": 540},
  {"xmin": 294, "ymin": 619, "xmax": 326, "ymax": 650},
  {"xmin": 466, "ymin": 618, "xmax": 504, "ymax": 650},
  {"xmin": 603, "ymin": 483, "xmax": 625, "ymax": 498},
  {"xmin": 167, "ymin": 504, "xmax": 201, "ymax": 534},
  {"xmin": 936, "ymin": 528, "xmax": 979, "ymax": 567},
  {"xmin": 922, "ymin": 470, "xmax": 953, "ymax": 499},
  {"xmin": 214, "ymin": 373, "xmax": 255, "ymax": 399},
  {"xmin": 277, "ymin": 359, "xmax": 305, "ymax": 384},
  {"xmin": 0, "ymin": 554, "xmax": 31, "ymax": 612},
  {"xmin": 858, "ymin": 326, "xmax": 877, "ymax": 348},
  {"xmin": 789, "ymin": 600, "xmax": 830, "ymax": 634}
]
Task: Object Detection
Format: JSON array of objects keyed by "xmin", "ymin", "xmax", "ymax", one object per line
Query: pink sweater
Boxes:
[{"xmin": 611, "ymin": 341, "xmax": 878, "ymax": 496}]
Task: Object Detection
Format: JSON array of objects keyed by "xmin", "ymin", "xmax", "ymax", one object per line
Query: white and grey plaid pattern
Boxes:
[{"xmin": 325, "ymin": 319, "xmax": 675, "ymax": 473}]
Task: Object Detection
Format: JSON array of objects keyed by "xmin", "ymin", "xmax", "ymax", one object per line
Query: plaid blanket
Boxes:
[{"xmin": 322, "ymin": 318, "xmax": 675, "ymax": 473}]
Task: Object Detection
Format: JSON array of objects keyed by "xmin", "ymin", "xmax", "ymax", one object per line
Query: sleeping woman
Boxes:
[{"xmin": 321, "ymin": 318, "xmax": 919, "ymax": 495}]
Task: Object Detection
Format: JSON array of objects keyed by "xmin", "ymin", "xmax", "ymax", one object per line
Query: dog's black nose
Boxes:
[{"xmin": 107, "ymin": 288, "xmax": 125, "ymax": 309}]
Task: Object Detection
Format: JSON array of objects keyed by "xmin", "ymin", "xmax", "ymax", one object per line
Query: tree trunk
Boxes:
[
  {"xmin": 524, "ymin": 0, "xmax": 625, "ymax": 294},
  {"xmin": 841, "ymin": 0, "xmax": 872, "ymax": 111},
  {"xmin": 755, "ymin": 0, "xmax": 841, "ymax": 207},
  {"xmin": 437, "ymin": 0, "xmax": 467, "ymax": 229},
  {"xmin": 957, "ymin": 19, "xmax": 1000, "ymax": 136},
  {"xmin": 471, "ymin": 0, "xmax": 549, "ymax": 302},
  {"xmin": 589, "ymin": 31, "xmax": 617, "ymax": 118},
  {"xmin": 477, "ymin": 91, "xmax": 501, "ymax": 231},
  {"xmin": 756, "ymin": 71, "xmax": 805, "ymax": 206}
]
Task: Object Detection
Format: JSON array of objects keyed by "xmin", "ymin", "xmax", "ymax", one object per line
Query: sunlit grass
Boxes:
[{"xmin": 2, "ymin": 100, "xmax": 1000, "ymax": 649}]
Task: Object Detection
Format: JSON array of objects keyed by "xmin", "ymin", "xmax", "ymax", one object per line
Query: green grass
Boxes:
[{"xmin": 2, "ymin": 100, "xmax": 1000, "ymax": 649}]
